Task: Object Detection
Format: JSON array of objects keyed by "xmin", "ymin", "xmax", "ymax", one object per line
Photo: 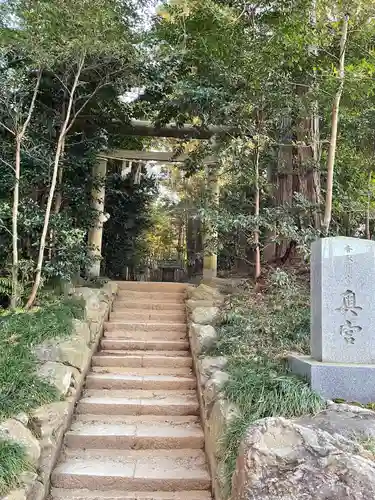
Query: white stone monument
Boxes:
[{"xmin": 289, "ymin": 236, "xmax": 375, "ymax": 403}]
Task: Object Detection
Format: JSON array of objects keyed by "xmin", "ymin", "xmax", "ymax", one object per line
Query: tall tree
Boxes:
[{"xmin": 1, "ymin": 0, "xmax": 147, "ymax": 306}]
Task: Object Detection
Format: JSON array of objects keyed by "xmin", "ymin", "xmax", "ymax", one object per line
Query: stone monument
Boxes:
[{"xmin": 289, "ymin": 236, "xmax": 375, "ymax": 403}]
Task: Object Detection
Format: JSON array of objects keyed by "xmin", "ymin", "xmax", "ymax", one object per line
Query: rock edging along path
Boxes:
[{"xmin": 49, "ymin": 282, "xmax": 212, "ymax": 500}]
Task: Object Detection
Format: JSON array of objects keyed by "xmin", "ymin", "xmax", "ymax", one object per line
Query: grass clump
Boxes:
[
  {"xmin": 0, "ymin": 297, "xmax": 84, "ymax": 420},
  {"xmin": 358, "ymin": 436, "xmax": 375, "ymax": 457},
  {"xmin": 0, "ymin": 438, "xmax": 31, "ymax": 495},
  {"xmin": 210, "ymin": 269, "xmax": 325, "ymax": 488}
]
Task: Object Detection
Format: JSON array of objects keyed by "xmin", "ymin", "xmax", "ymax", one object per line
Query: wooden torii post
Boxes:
[{"xmin": 87, "ymin": 120, "xmax": 238, "ymax": 279}]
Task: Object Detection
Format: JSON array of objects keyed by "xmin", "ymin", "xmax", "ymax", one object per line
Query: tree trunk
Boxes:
[
  {"xmin": 186, "ymin": 213, "xmax": 194, "ymax": 277},
  {"xmin": 366, "ymin": 170, "xmax": 372, "ymax": 240},
  {"xmin": 10, "ymin": 71, "xmax": 42, "ymax": 309},
  {"xmin": 53, "ymin": 166, "xmax": 64, "ymax": 215},
  {"xmin": 11, "ymin": 139, "xmax": 21, "ymax": 309},
  {"xmin": 177, "ymin": 220, "xmax": 184, "ymax": 262},
  {"xmin": 275, "ymin": 115, "xmax": 294, "ymax": 260},
  {"xmin": 322, "ymin": 14, "xmax": 349, "ymax": 234},
  {"xmin": 26, "ymin": 59, "xmax": 85, "ymax": 308},
  {"xmin": 254, "ymin": 145, "xmax": 261, "ymax": 280}
]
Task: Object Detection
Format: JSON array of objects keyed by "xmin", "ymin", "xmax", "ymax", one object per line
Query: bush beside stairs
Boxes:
[{"xmin": 49, "ymin": 281, "xmax": 212, "ymax": 500}]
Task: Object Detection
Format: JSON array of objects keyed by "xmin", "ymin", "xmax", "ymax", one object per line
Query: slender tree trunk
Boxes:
[
  {"xmin": 26, "ymin": 59, "xmax": 84, "ymax": 308},
  {"xmin": 366, "ymin": 170, "xmax": 372, "ymax": 240},
  {"xmin": 177, "ymin": 220, "xmax": 183, "ymax": 262},
  {"xmin": 322, "ymin": 14, "xmax": 349, "ymax": 234},
  {"xmin": 309, "ymin": 0, "xmax": 322, "ymax": 228},
  {"xmin": 49, "ymin": 165, "xmax": 64, "ymax": 260},
  {"xmin": 254, "ymin": 145, "xmax": 261, "ymax": 280},
  {"xmin": 11, "ymin": 139, "xmax": 21, "ymax": 309},
  {"xmin": 53, "ymin": 166, "xmax": 64, "ymax": 215},
  {"xmin": 10, "ymin": 71, "xmax": 42, "ymax": 309}
]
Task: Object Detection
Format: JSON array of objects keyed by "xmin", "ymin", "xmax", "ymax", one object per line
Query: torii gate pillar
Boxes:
[{"xmin": 87, "ymin": 158, "xmax": 108, "ymax": 278}]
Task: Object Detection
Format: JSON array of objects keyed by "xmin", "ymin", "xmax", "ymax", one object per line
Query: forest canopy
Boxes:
[{"xmin": 1, "ymin": 0, "xmax": 375, "ymax": 304}]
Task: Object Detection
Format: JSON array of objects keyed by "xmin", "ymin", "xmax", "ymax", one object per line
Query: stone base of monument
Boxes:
[{"xmin": 289, "ymin": 354, "xmax": 375, "ymax": 404}]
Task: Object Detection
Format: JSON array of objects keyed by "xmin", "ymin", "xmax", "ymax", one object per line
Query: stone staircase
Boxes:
[{"xmin": 49, "ymin": 282, "xmax": 212, "ymax": 500}]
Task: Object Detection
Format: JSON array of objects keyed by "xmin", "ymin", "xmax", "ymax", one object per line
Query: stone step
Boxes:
[
  {"xmin": 105, "ymin": 322, "xmax": 187, "ymax": 333},
  {"xmin": 52, "ymin": 449, "xmax": 210, "ymax": 491},
  {"xmin": 73, "ymin": 414, "xmax": 200, "ymax": 424},
  {"xmin": 103, "ymin": 330, "xmax": 188, "ymax": 341},
  {"xmin": 77, "ymin": 390, "xmax": 199, "ymax": 416},
  {"xmin": 115, "ymin": 301, "xmax": 186, "ymax": 311},
  {"xmin": 65, "ymin": 419, "xmax": 204, "ymax": 450},
  {"xmin": 96, "ymin": 349, "xmax": 191, "ymax": 358},
  {"xmin": 110, "ymin": 311, "xmax": 186, "ymax": 323},
  {"xmin": 116, "ymin": 282, "xmax": 188, "ymax": 292},
  {"xmin": 92, "ymin": 353, "xmax": 192, "ymax": 368},
  {"xmin": 50, "ymin": 488, "xmax": 212, "ymax": 499},
  {"xmin": 115, "ymin": 292, "xmax": 185, "ymax": 302},
  {"xmin": 85, "ymin": 373, "xmax": 197, "ymax": 391},
  {"xmin": 90, "ymin": 366, "xmax": 192, "ymax": 377},
  {"xmin": 101, "ymin": 339, "xmax": 190, "ymax": 352}
]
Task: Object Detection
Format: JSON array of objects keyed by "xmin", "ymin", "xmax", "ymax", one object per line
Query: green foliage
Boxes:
[
  {"xmin": 0, "ymin": 439, "xmax": 31, "ymax": 495},
  {"xmin": 4, "ymin": 0, "xmax": 137, "ymax": 64},
  {"xmin": 102, "ymin": 170, "xmax": 158, "ymax": 278},
  {"xmin": 143, "ymin": 202, "xmax": 182, "ymax": 263},
  {"xmin": 0, "ymin": 0, "xmax": 153, "ymax": 305},
  {"xmin": 0, "ymin": 296, "xmax": 84, "ymax": 419},
  {"xmin": 210, "ymin": 270, "xmax": 324, "ymax": 490},
  {"xmin": 213, "ymin": 270, "xmax": 311, "ymax": 358},
  {"xmin": 140, "ymin": 0, "xmax": 375, "ymax": 272},
  {"xmin": 0, "ymin": 277, "xmax": 12, "ymax": 299}
]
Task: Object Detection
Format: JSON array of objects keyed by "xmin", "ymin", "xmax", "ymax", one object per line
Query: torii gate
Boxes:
[{"xmin": 87, "ymin": 120, "xmax": 234, "ymax": 281}]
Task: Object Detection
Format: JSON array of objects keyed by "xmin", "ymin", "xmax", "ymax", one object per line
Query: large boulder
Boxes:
[
  {"xmin": 200, "ymin": 356, "xmax": 228, "ymax": 380},
  {"xmin": 75, "ymin": 286, "xmax": 113, "ymax": 339},
  {"xmin": 231, "ymin": 416, "xmax": 375, "ymax": 500},
  {"xmin": 29, "ymin": 401, "xmax": 70, "ymax": 443},
  {"xmin": 187, "ymin": 284, "xmax": 224, "ymax": 304},
  {"xmin": 202, "ymin": 277, "xmax": 242, "ymax": 294},
  {"xmin": 207, "ymin": 399, "xmax": 239, "ymax": 460},
  {"xmin": 33, "ymin": 335, "xmax": 90, "ymax": 372},
  {"xmin": 72, "ymin": 319, "xmax": 91, "ymax": 345},
  {"xmin": 298, "ymin": 402, "xmax": 375, "ymax": 440},
  {"xmin": 189, "ymin": 323, "xmax": 217, "ymax": 354},
  {"xmin": 29, "ymin": 401, "xmax": 71, "ymax": 484},
  {"xmin": 186, "ymin": 299, "xmax": 216, "ymax": 312},
  {"xmin": 198, "ymin": 356, "xmax": 227, "ymax": 388},
  {"xmin": 74, "ymin": 287, "xmax": 104, "ymax": 321},
  {"xmin": 102, "ymin": 281, "xmax": 118, "ymax": 300},
  {"xmin": 204, "ymin": 371, "xmax": 230, "ymax": 407},
  {"xmin": 37, "ymin": 362, "xmax": 74, "ymax": 397},
  {"xmin": 191, "ymin": 306, "xmax": 220, "ymax": 325}
]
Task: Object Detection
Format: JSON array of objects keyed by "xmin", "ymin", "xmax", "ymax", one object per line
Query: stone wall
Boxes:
[
  {"xmin": 2, "ymin": 282, "xmax": 118, "ymax": 500},
  {"xmin": 186, "ymin": 282, "xmax": 239, "ymax": 500}
]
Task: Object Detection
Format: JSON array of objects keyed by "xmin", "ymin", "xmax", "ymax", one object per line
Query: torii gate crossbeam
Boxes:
[{"xmin": 87, "ymin": 120, "xmax": 225, "ymax": 281}]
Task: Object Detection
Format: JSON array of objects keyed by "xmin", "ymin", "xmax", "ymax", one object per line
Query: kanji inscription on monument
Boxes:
[
  {"xmin": 336, "ymin": 290, "xmax": 363, "ymax": 344},
  {"xmin": 311, "ymin": 236, "xmax": 375, "ymax": 364},
  {"xmin": 336, "ymin": 290, "xmax": 362, "ymax": 316}
]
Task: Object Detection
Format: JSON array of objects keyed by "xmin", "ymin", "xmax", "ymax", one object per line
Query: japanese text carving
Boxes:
[{"xmin": 336, "ymin": 290, "xmax": 363, "ymax": 344}]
